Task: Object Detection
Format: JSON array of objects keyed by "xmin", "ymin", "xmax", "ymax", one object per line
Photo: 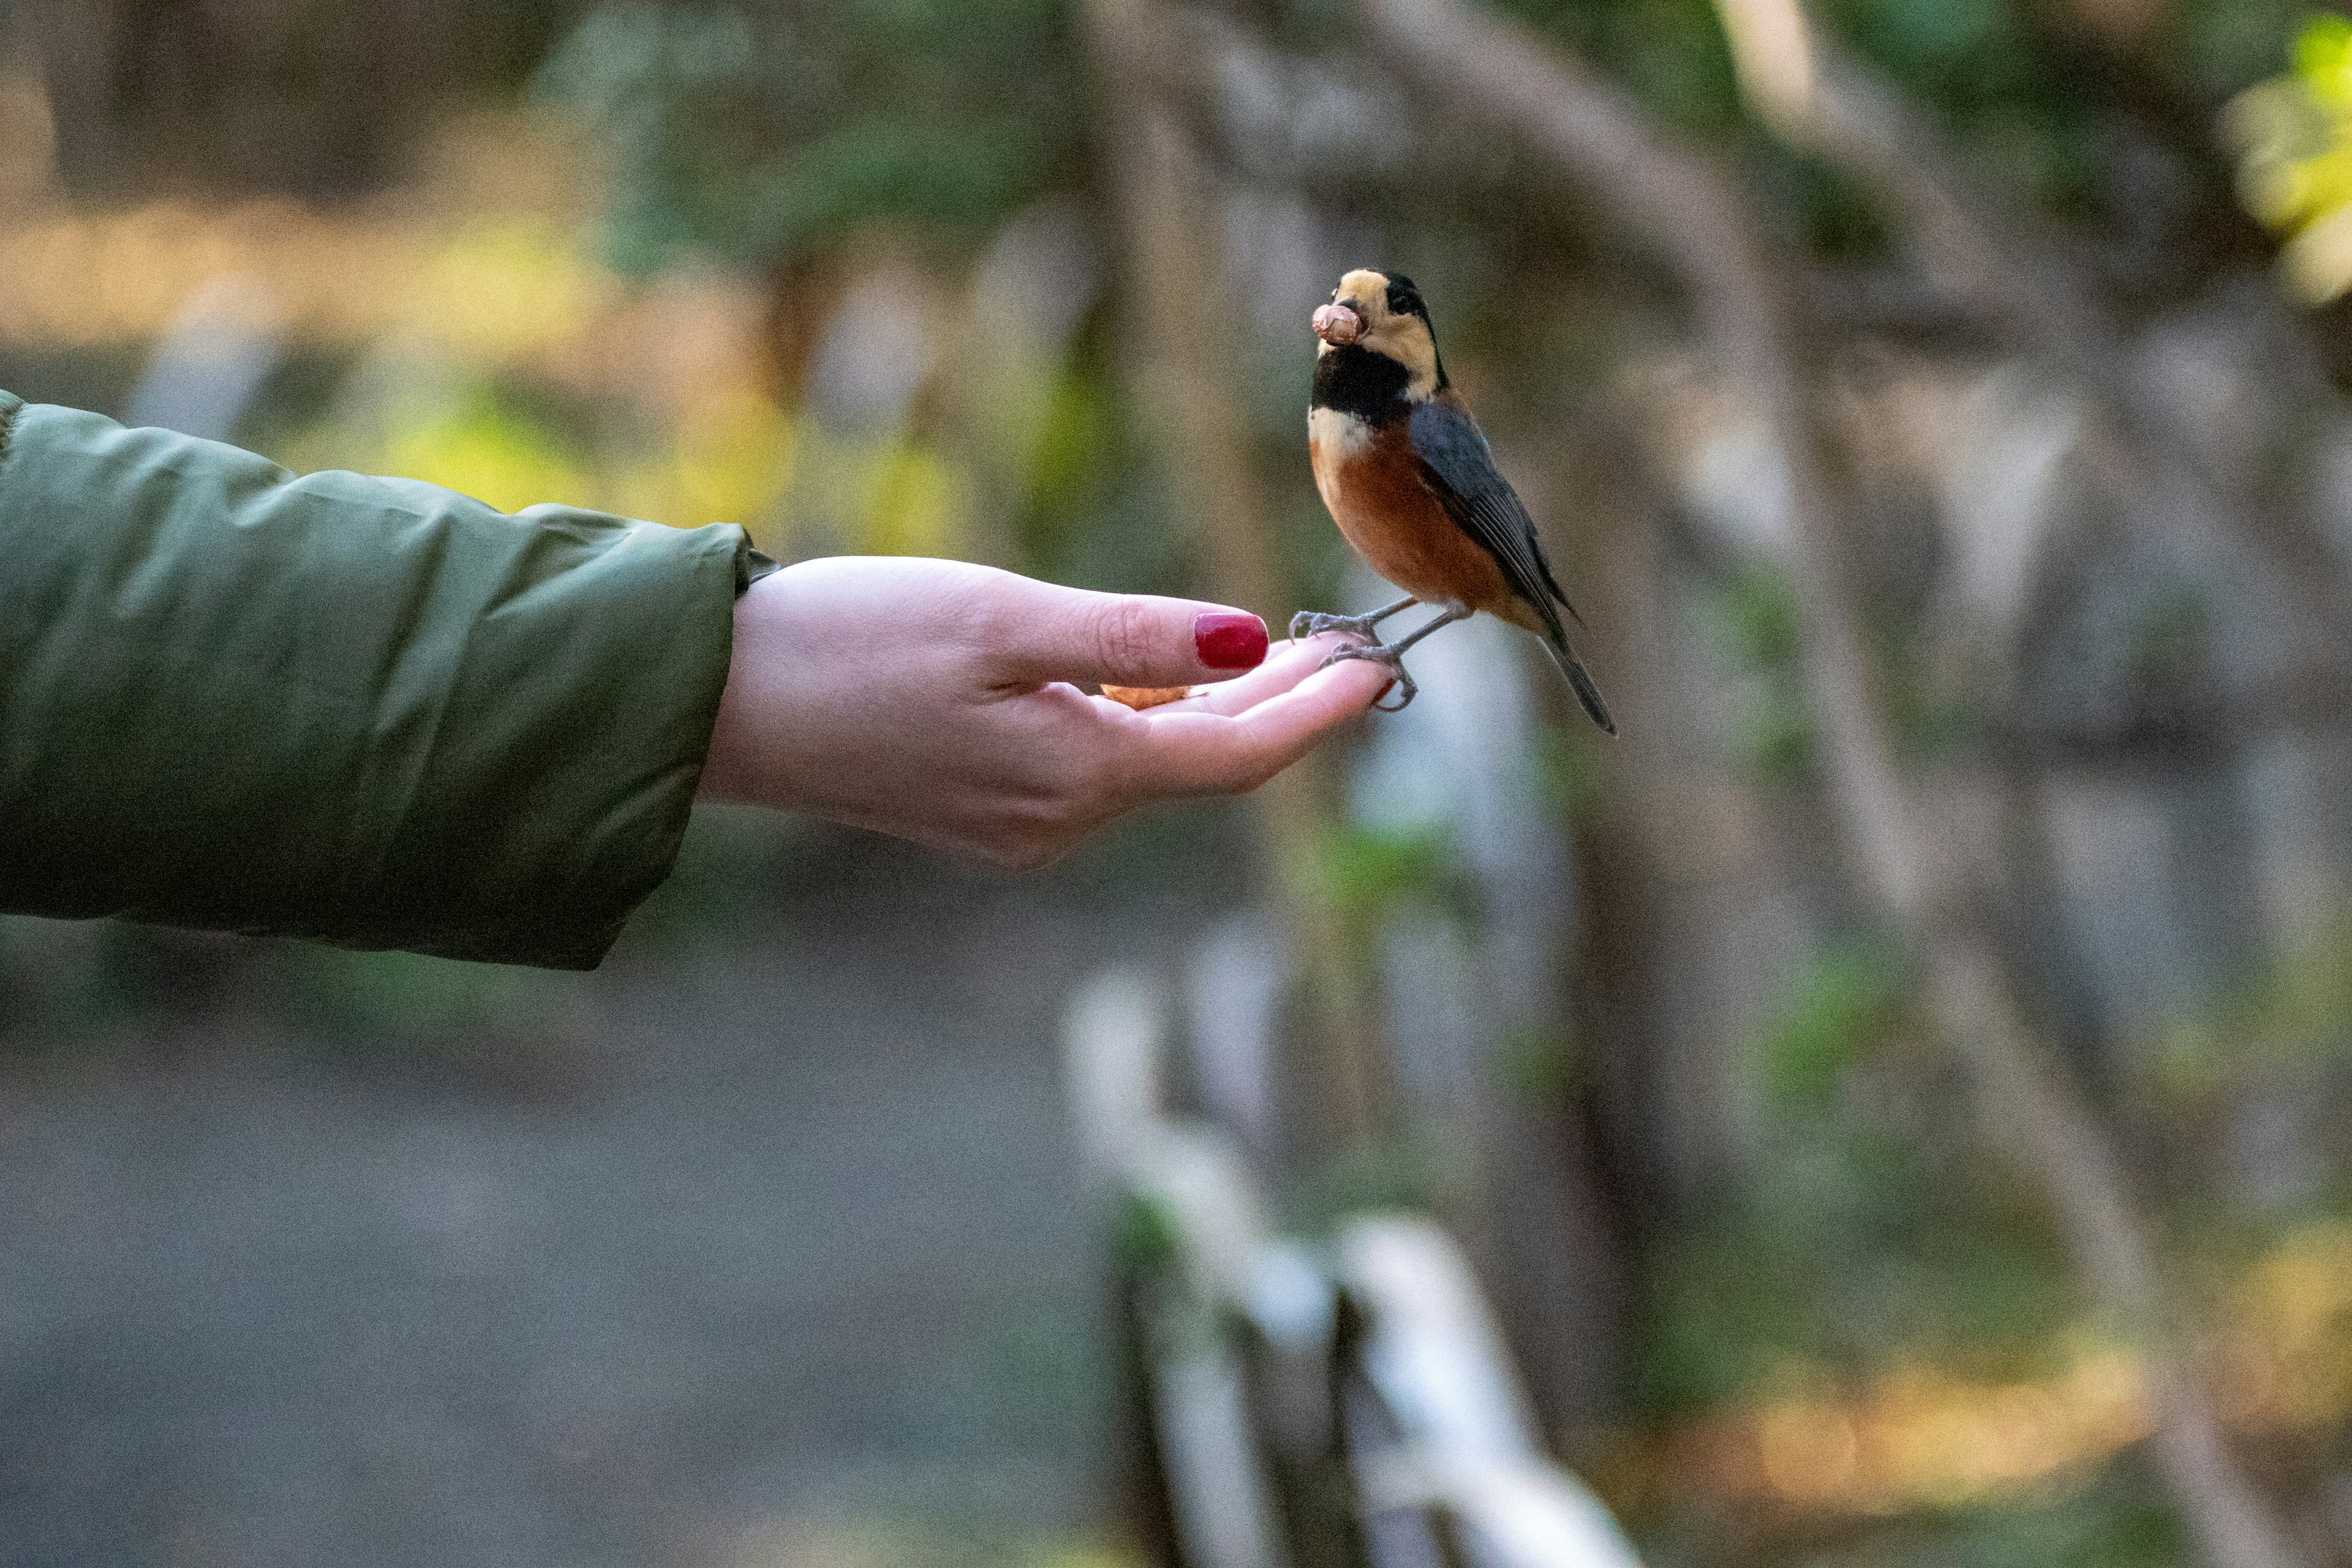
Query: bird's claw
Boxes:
[
  {"xmin": 1318, "ymin": 642, "xmax": 1418, "ymax": 712},
  {"xmin": 1290, "ymin": 608, "xmax": 1385, "ymax": 643}
]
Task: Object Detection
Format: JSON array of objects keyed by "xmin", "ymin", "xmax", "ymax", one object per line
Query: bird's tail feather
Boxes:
[{"xmin": 1544, "ymin": 633, "xmax": 1618, "ymax": 737}]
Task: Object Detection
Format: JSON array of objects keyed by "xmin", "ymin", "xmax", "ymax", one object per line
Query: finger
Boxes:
[
  {"xmin": 1057, "ymin": 632, "xmax": 1367, "ymax": 735},
  {"xmin": 1127, "ymin": 652, "xmax": 1393, "ymax": 796},
  {"xmin": 984, "ymin": 579, "xmax": 1268, "ymax": 690},
  {"xmin": 1072, "ymin": 635, "xmax": 1374, "ymax": 739},
  {"xmin": 1177, "ymin": 635, "xmax": 1366, "ymax": 717},
  {"xmin": 1087, "ymin": 635, "xmax": 1361, "ymax": 723}
]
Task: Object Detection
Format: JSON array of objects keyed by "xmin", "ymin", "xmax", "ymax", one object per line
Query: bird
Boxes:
[{"xmin": 1292, "ymin": 267, "xmax": 1615, "ymax": 733}]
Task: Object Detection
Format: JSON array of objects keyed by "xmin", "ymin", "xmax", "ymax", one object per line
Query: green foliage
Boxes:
[
  {"xmin": 1892, "ymin": 684, "xmax": 1978, "ymax": 763},
  {"xmin": 1708, "ymin": 561, "xmax": 1803, "ymax": 668},
  {"xmin": 379, "ymin": 382, "xmax": 589, "ymax": 514},
  {"xmin": 1529, "ymin": 725, "xmax": 1606, "ymax": 827},
  {"xmin": 1284, "ymin": 1132, "xmax": 1447, "ymax": 1235},
  {"xmin": 2296, "ymin": 10, "xmax": 2352, "ymax": 88},
  {"xmin": 535, "ymin": 1, "xmax": 1080, "ymax": 274},
  {"xmin": 1802, "ymin": 0, "xmax": 2184, "ymax": 218},
  {"xmin": 1492, "ymin": 0, "xmax": 1746, "ymax": 134},
  {"xmin": 1109, "ymin": 1190, "xmax": 1183, "ymax": 1276},
  {"xmin": 1021, "ymin": 370, "xmax": 1114, "ymax": 518},
  {"xmin": 1702, "ymin": 562, "xmax": 1819, "ymax": 782},
  {"xmin": 1861, "ymin": 1469, "xmax": 2183, "ymax": 1568},
  {"xmin": 1739, "ymin": 683, "xmax": 1819, "ymax": 782},
  {"xmin": 2228, "ymin": 11, "xmax": 2352, "ymax": 304},
  {"xmin": 1638, "ymin": 944, "xmax": 2078, "ymax": 1419},
  {"xmin": 2154, "ymin": 917, "xmax": 2352, "ymax": 1098},
  {"xmin": 1830, "ymin": 0, "xmax": 2006, "ymax": 75},
  {"xmin": 1758, "ymin": 937, "xmax": 1907, "ymax": 1108},
  {"xmin": 1755, "ymin": 143, "xmax": 1899, "ymax": 257},
  {"xmin": 1012, "ymin": 375, "xmax": 1199, "ymax": 597},
  {"xmin": 1639, "ymin": 1121, "xmax": 2075, "ymax": 1412},
  {"xmin": 2178, "ymin": 0, "xmax": 2315, "ymax": 101},
  {"xmin": 1492, "ymin": 0, "xmax": 2297, "ymax": 259},
  {"xmin": 1497, "ymin": 1023, "xmax": 1584, "ymax": 1104},
  {"xmin": 1310, "ymin": 820, "xmax": 1458, "ymax": 930}
]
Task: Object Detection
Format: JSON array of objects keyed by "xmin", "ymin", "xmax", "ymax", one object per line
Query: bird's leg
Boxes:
[
  {"xmin": 1316, "ymin": 601, "xmax": 1471, "ymax": 712},
  {"xmin": 1288, "ymin": 594, "xmax": 1421, "ymax": 645}
]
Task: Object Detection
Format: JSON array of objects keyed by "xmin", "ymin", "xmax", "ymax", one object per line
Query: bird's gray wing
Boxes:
[
  {"xmin": 1406, "ymin": 397, "xmax": 1582, "ymax": 628},
  {"xmin": 1407, "ymin": 396, "xmax": 1615, "ymax": 734}
]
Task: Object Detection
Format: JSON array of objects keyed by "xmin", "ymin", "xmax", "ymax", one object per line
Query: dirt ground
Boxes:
[{"xmin": 0, "ymin": 813, "xmax": 1242, "ymax": 1567}]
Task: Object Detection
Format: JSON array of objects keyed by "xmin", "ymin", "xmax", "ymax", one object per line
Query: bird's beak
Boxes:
[{"xmin": 1312, "ymin": 303, "xmax": 1362, "ymax": 345}]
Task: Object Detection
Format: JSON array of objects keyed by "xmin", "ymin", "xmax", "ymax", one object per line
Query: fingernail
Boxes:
[{"xmin": 1194, "ymin": 611, "xmax": 1268, "ymax": 669}]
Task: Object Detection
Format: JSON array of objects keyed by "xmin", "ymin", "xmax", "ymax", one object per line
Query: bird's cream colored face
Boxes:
[{"xmin": 1314, "ymin": 268, "xmax": 1442, "ymax": 398}]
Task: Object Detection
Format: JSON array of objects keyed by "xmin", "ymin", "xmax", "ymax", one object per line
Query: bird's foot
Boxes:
[
  {"xmin": 1318, "ymin": 641, "xmax": 1418, "ymax": 712},
  {"xmin": 1290, "ymin": 608, "xmax": 1387, "ymax": 643}
]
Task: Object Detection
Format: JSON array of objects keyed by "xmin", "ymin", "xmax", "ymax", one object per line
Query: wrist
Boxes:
[{"xmin": 698, "ymin": 575, "xmax": 782, "ymax": 805}]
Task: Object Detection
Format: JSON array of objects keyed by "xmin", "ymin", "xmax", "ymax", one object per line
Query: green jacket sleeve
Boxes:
[{"xmin": 0, "ymin": 390, "xmax": 772, "ymax": 969}]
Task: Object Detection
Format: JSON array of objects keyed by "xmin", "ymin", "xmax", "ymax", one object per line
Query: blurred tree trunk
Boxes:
[
  {"xmin": 1357, "ymin": 2, "xmax": 2312, "ymax": 1566},
  {"xmin": 1082, "ymin": 0, "xmax": 1389, "ymax": 1158}
]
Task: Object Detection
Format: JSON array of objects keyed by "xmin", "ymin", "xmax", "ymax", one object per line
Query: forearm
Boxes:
[{"xmin": 0, "ymin": 393, "xmax": 760, "ymax": 968}]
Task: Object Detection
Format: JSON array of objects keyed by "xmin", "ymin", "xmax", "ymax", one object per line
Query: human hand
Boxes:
[{"xmin": 697, "ymin": 556, "xmax": 1392, "ymax": 867}]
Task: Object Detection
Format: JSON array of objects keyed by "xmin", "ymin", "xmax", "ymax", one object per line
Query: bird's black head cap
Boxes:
[
  {"xmin": 1383, "ymin": 273, "xmax": 1430, "ymax": 326},
  {"xmin": 1378, "ymin": 271, "xmax": 1444, "ymax": 388}
]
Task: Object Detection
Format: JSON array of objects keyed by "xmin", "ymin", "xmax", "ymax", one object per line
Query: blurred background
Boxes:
[{"xmin": 10, "ymin": 0, "xmax": 2352, "ymax": 1564}]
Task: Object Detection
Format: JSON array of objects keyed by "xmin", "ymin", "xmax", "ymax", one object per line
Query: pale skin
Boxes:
[{"xmin": 698, "ymin": 556, "xmax": 1395, "ymax": 869}]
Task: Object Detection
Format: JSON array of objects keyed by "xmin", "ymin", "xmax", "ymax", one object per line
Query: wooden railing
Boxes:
[{"xmin": 1065, "ymin": 969, "xmax": 1643, "ymax": 1568}]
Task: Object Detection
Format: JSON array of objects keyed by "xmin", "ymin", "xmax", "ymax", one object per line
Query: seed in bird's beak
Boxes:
[{"xmin": 1312, "ymin": 303, "xmax": 1362, "ymax": 345}]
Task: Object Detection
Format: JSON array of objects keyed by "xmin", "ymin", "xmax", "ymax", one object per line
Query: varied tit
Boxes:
[{"xmin": 1293, "ymin": 268, "xmax": 1615, "ymax": 732}]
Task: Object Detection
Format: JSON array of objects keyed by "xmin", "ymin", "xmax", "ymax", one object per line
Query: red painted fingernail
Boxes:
[{"xmin": 1194, "ymin": 611, "xmax": 1268, "ymax": 669}]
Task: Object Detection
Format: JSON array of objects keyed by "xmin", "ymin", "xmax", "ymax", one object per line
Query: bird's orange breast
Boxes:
[{"xmin": 1309, "ymin": 409, "xmax": 1516, "ymax": 616}]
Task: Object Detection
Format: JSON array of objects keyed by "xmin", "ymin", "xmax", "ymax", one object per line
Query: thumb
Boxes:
[{"xmin": 987, "ymin": 582, "xmax": 1268, "ymax": 689}]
